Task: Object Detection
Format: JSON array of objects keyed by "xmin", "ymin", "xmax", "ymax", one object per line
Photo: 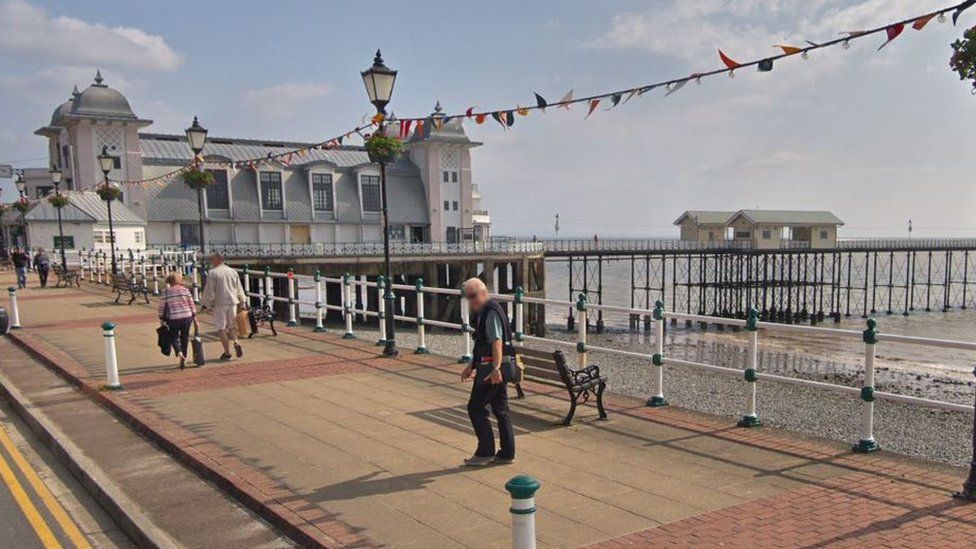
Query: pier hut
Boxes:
[
  {"xmin": 674, "ymin": 211, "xmax": 736, "ymax": 243},
  {"xmin": 727, "ymin": 210, "xmax": 844, "ymax": 250}
]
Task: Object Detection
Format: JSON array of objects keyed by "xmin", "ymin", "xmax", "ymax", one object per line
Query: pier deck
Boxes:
[{"xmin": 3, "ymin": 275, "xmax": 974, "ymax": 547}]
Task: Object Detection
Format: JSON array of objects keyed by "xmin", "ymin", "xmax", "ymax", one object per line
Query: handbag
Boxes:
[
  {"xmin": 236, "ymin": 308, "xmax": 251, "ymax": 338},
  {"xmin": 156, "ymin": 325, "xmax": 172, "ymax": 356},
  {"xmin": 191, "ymin": 321, "xmax": 205, "ymax": 366}
]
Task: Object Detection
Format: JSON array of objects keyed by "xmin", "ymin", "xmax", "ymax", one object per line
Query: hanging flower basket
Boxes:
[
  {"xmin": 950, "ymin": 25, "xmax": 976, "ymax": 94},
  {"xmin": 96, "ymin": 184, "xmax": 122, "ymax": 202},
  {"xmin": 47, "ymin": 193, "xmax": 70, "ymax": 209},
  {"xmin": 183, "ymin": 167, "xmax": 215, "ymax": 190},
  {"xmin": 12, "ymin": 199, "xmax": 30, "ymax": 214},
  {"xmin": 365, "ymin": 133, "xmax": 403, "ymax": 164},
  {"xmin": 0, "ymin": 203, "xmax": 9, "ymax": 216}
]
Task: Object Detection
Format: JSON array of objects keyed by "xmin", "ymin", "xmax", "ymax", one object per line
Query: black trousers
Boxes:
[
  {"xmin": 167, "ymin": 318, "xmax": 192, "ymax": 357},
  {"xmin": 467, "ymin": 381, "xmax": 515, "ymax": 459},
  {"xmin": 37, "ymin": 266, "xmax": 49, "ymax": 287}
]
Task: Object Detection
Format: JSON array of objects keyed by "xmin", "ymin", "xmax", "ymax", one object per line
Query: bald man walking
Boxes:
[{"xmin": 460, "ymin": 278, "xmax": 516, "ymax": 466}]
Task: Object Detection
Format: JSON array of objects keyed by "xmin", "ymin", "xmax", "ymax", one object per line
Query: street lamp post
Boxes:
[
  {"xmin": 185, "ymin": 116, "xmax": 209, "ymax": 255},
  {"xmin": 50, "ymin": 166, "xmax": 67, "ymax": 272},
  {"xmin": 15, "ymin": 173, "xmax": 28, "ymax": 248},
  {"xmin": 97, "ymin": 146, "xmax": 119, "ymax": 275},
  {"xmin": 362, "ymin": 50, "xmax": 399, "ymax": 357}
]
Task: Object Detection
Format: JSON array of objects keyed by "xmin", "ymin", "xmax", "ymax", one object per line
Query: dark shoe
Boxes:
[
  {"xmin": 492, "ymin": 455, "xmax": 515, "ymax": 465},
  {"xmin": 219, "ymin": 352, "xmax": 232, "ymax": 360},
  {"xmin": 234, "ymin": 343, "xmax": 243, "ymax": 358},
  {"xmin": 179, "ymin": 356, "xmax": 186, "ymax": 370},
  {"xmin": 462, "ymin": 456, "xmax": 493, "ymax": 467}
]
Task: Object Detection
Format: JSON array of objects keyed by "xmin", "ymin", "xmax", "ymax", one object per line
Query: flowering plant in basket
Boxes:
[
  {"xmin": 951, "ymin": 25, "xmax": 976, "ymax": 94},
  {"xmin": 96, "ymin": 184, "xmax": 122, "ymax": 202},
  {"xmin": 183, "ymin": 167, "xmax": 215, "ymax": 190},
  {"xmin": 47, "ymin": 193, "xmax": 70, "ymax": 209},
  {"xmin": 365, "ymin": 133, "xmax": 403, "ymax": 164}
]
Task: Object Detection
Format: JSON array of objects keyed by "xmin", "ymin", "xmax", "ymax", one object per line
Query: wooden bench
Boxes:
[
  {"xmin": 110, "ymin": 273, "xmax": 150, "ymax": 305},
  {"xmin": 52, "ymin": 264, "xmax": 81, "ymax": 288},
  {"xmin": 514, "ymin": 348, "xmax": 608, "ymax": 425}
]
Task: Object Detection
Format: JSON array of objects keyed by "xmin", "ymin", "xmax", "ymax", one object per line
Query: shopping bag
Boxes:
[
  {"xmin": 156, "ymin": 325, "xmax": 172, "ymax": 356},
  {"xmin": 236, "ymin": 309, "xmax": 251, "ymax": 338},
  {"xmin": 191, "ymin": 321, "xmax": 205, "ymax": 366}
]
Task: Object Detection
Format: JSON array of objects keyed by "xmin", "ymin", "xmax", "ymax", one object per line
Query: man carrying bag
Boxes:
[{"xmin": 460, "ymin": 278, "xmax": 516, "ymax": 467}]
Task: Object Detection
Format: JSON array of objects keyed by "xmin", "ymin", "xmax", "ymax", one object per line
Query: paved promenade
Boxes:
[{"xmin": 3, "ymin": 274, "xmax": 976, "ymax": 547}]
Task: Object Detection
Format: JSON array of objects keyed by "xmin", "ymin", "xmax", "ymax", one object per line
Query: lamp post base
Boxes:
[
  {"xmin": 646, "ymin": 396, "xmax": 669, "ymax": 407},
  {"xmin": 737, "ymin": 415, "xmax": 762, "ymax": 428},
  {"xmin": 853, "ymin": 439, "xmax": 879, "ymax": 453}
]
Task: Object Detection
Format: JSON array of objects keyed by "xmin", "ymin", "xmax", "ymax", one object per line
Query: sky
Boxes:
[{"xmin": 0, "ymin": 0, "xmax": 974, "ymax": 238}]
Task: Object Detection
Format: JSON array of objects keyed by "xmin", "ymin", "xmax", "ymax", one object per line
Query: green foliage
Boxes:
[
  {"xmin": 183, "ymin": 167, "xmax": 215, "ymax": 190},
  {"xmin": 47, "ymin": 193, "xmax": 71, "ymax": 209},
  {"xmin": 365, "ymin": 133, "xmax": 403, "ymax": 164},
  {"xmin": 12, "ymin": 199, "xmax": 30, "ymax": 213},
  {"xmin": 96, "ymin": 184, "xmax": 122, "ymax": 202},
  {"xmin": 950, "ymin": 25, "xmax": 976, "ymax": 94}
]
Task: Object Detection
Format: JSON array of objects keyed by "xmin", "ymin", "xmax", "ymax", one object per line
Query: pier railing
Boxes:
[
  {"xmin": 211, "ymin": 264, "xmax": 975, "ymax": 454},
  {"xmin": 147, "ymin": 240, "xmax": 545, "ymax": 258}
]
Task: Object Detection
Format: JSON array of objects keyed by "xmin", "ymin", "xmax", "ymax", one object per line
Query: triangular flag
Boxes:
[
  {"xmin": 337, "ymin": 135, "xmax": 344, "ymax": 145},
  {"xmin": 954, "ymin": 0, "xmax": 976, "ymax": 25},
  {"xmin": 758, "ymin": 58, "xmax": 774, "ymax": 72},
  {"xmin": 912, "ymin": 14, "xmax": 937, "ymax": 30},
  {"xmin": 638, "ymin": 85, "xmax": 657, "ymax": 96},
  {"xmin": 491, "ymin": 112, "xmax": 505, "ymax": 128},
  {"xmin": 664, "ymin": 80, "xmax": 689, "ymax": 96},
  {"xmin": 585, "ymin": 99, "xmax": 600, "ymax": 119},
  {"xmin": 516, "ymin": 106, "xmax": 530, "ymax": 116},
  {"xmin": 534, "ymin": 93, "xmax": 548, "ymax": 111},
  {"xmin": 558, "ymin": 89, "xmax": 574, "ymax": 109},
  {"xmin": 775, "ymin": 45, "xmax": 803, "ymax": 55},
  {"xmin": 607, "ymin": 93, "xmax": 622, "ymax": 109},
  {"xmin": 465, "ymin": 107, "xmax": 476, "ymax": 118},
  {"xmin": 878, "ymin": 23, "xmax": 904, "ymax": 50},
  {"xmin": 623, "ymin": 88, "xmax": 640, "ymax": 103},
  {"xmin": 415, "ymin": 119, "xmax": 425, "ymax": 137},
  {"xmin": 718, "ymin": 49, "xmax": 741, "ymax": 69},
  {"xmin": 505, "ymin": 110, "xmax": 515, "ymax": 127},
  {"xmin": 475, "ymin": 113, "xmax": 486, "ymax": 124}
]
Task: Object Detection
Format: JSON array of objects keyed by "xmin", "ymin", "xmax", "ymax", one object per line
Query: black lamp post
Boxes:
[
  {"xmin": 362, "ymin": 49, "xmax": 399, "ymax": 357},
  {"xmin": 15, "ymin": 173, "xmax": 28, "ymax": 248},
  {"xmin": 97, "ymin": 146, "xmax": 119, "ymax": 275},
  {"xmin": 185, "ymin": 116, "xmax": 209, "ymax": 254},
  {"xmin": 50, "ymin": 166, "xmax": 67, "ymax": 272}
]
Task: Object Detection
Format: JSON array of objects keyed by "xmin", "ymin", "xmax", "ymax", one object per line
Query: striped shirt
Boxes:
[{"xmin": 158, "ymin": 285, "xmax": 196, "ymax": 321}]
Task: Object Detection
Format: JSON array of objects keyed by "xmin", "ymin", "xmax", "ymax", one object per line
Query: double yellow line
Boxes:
[{"xmin": 0, "ymin": 422, "xmax": 91, "ymax": 549}]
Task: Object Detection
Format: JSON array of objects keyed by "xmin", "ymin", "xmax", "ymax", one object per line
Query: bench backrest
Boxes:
[
  {"xmin": 515, "ymin": 347, "xmax": 574, "ymax": 389},
  {"xmin": 110, "ymin": 274, "xmax": 131, "ymax": 286}
]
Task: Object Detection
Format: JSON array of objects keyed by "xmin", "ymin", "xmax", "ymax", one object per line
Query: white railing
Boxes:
[
  {"xmin": 75, "ymin": 248, "xmax": 199, "ymax": 299},
  {"xmin": 148, "ymin": 240, "xmax": 545, "ymax": 258}
]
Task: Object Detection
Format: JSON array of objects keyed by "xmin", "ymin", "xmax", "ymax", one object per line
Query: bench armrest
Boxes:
[{"xmin": 571, "ymin": 364, "xmax": 603, "ymax": 384}]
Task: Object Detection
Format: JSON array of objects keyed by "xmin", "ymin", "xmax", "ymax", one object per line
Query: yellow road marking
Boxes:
[
  {"xmin": 0, "ymin": 424, "xmax": 92, "ymax": 548},
  {"xmin": 0, "ymin": 437, "xmax": 62, "ymax": 548}
]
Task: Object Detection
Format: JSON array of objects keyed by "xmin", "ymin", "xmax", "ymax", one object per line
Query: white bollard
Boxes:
[
  {"xmin": 152, "ymin": 264, "xmax": 160, "ymax": 295},
  {"xmin": 101, "ymin": 322, "xmax": 122, "ymax": 390},
  {"xmin": 505, "ymin": 476, "xmax": 540, "ymax": 549},
  {"xmin": 242, "ymin": 266, "xmax": 252, "ymax": 308},
  {"xmin": 514, "ymin": 287, "xmax": 525, "ymax": 347},
  {"xmin": 287, "ymin": 269, "xmax": 298, "ymax": 326},
  {"xmin": 459, "ymin": 289, "xmax": 473, "ymax": 363},
  {"xmin": 263, "ymin": 268, "xmax": 273, "ymax": 312},
  {"xmin": 376, "ymin": 276, "xmax": 387, "ymax": 345},
  {"xmin": 576, "ymin": 293, "xmax": 588, "ymax": 369},
  {"xmin": 342, "ymin": 273, "xmax": 355, "ymax": 339},
  {"xmin": 314, "ymin": 270, "xmax": 326, "ymax": 332},
  {"xmin": 648, "ymin": 300, "xmax": 668, "ymax": 407},
  {"xmin": 738, "ymin": 308, "xmax": 761, "ymax": 427},
  {"xmin": 855, "ymin": 318, "xmax": 879, "ymax": 452},
  {"xmin": 7, "ymin": 287, "xmax": 21, "ymax": 330},
  {"xmin": 414, "ymin": 278, "xmax": 428, "ymax": 354},
  {"xmin": 191, "ymin": 263, "xmax": 201, "ymax": 304}
]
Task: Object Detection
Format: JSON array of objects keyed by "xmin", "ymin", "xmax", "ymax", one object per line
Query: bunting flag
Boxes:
[
  {"xmin": 775, "ymin": 45, "xmax": 804, "ymax": 55},
  {"xmin": 954, "ymin": 0, "xmax": 976, "ymax": 25},
  {"xmin": 664, "ymin": 79, "xmax": 689, "ymax": 96},
  {"xmin": 534, "ymin": 93, "xmax": 548, "ymax": 111},
  {"xmin": 585, "ymin": 99, "xmax": 601, "ymax": 119},
  {"xmin": 878, "ymin": 23, "xmax": 905, "ymax": 50},
  {"xmin": 719, "ymin": 49, "xmax": 741, "ymax": 69},
  {"xmin": 608, "ymin": 93, "xmax": 622, "ymax": 109},
  {"xmin": 475, "ymin": 113, "xmax": 486, "ymax": 124},
  {"xmin": 465, "ymin": 106, "xmax": 476, "ymax": 118},
  {"xmin": 557, "ymin": 89, "xmax": 574, "ymax": 109},
  {"xmin": 491, "ymin": 111, "xmax": 504, "ymax": 128},
  {"xmin": 623, "ymin": 88, "xmax": 640, "ymax": 103},
  {"xmin": 758, "ymin": 58, "xmax": 774, "ymax": 72},
  {"xmin": 516, "ymin": 106, "xmax": 530, "ymax": 116},
  {"xmin": 399, "ymin": 119, "xmax": 413, "ymax": 139}
]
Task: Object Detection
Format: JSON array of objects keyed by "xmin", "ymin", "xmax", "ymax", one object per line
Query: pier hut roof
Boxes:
[
  {"xmin": 730, "ymin": 210, "xmax": 844, "ymax": 227},
  {"xmin": 24, "ymin": 191, "xmax": 146, "ymax": 226},
  {"xmin": 673, "ymin": 211, "xmax": 736, "ymax": 226}
]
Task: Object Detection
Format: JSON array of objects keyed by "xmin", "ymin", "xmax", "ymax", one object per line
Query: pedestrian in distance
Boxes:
[
  {"xmin": 460, "ymin": 277, "xmax": 516, "ymax": 466},
  {"xmin": 11, "ymin": 247, "xmax": 30, "ymax": 289},
  {"xmin": 33, "ymin": 248, "xmax": 51, "ymax": 288},
  {"xmin": 158, "ymin": 272, "xmax": 197, "ymax": 369},
  {"xmin": 201, "ymin": 253, "xmax": 247, "ymax": 360}
]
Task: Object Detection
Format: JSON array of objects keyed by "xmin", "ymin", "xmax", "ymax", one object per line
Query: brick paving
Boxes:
[{"xmin": 3, "ymin": 275, "xmax": 974, "ymax": 548}]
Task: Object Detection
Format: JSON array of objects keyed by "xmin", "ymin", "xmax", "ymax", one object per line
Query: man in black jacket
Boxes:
[{"xmin": 460, "ymin": 277, "xmax": 515, "ymax": 466}]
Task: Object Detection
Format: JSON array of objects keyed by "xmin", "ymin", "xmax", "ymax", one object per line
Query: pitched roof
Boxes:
[
  {"xmin": 673, "ymin": 211, "xmax": 736, "ymax": 226},
  {"xmin": 731, "ymin": 210, "xmax": 844, "ymax": 226},
  {"xmin": 24, "ymin": 191, "xmax": 145, "ymax": 225},
  {"xmin": 139, "ymin": 134, "xmax": 372, "ymax": 167}
]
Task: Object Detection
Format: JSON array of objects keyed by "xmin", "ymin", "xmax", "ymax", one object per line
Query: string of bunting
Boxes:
[
  {"xmin": 104, "ymin": 121, "xmax": 378, "ymax": 188},
  {"xmin": 386, "ymin": 0, "xmax": 976, "ymax": 135}
]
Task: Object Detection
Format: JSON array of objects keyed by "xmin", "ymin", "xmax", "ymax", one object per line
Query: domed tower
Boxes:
[{"xmin": 35, "ymin": 71, "xmax": 153, "ymax": 215}]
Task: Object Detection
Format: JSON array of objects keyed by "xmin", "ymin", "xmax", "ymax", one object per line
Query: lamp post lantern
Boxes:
[
  {"xmin": 97, "ymin": 146, "xmax": 119, "ymax": 274},
  {"xmin": 185, "ymin": 116, "xmax": 209, "ymax": 254},
  {"xmin": 50, "ymin": 166, "xmax": 68, "ymax": 272},
  {"xmin": 15, "ymin": 173, "xmax": 28, "ymax": 248},
  {"xmin": 362, "ymin": 50, "xmax": 399, "ymax": 357}
]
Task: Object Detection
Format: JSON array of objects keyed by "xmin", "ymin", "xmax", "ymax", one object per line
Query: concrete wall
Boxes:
[{"xmin": 28, "ymin": 221, "xmax": 95, "ymax": 251}]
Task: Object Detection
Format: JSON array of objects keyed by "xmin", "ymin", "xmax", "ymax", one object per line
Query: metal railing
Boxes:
[{"xmin": 148, "ymin": 241, "xmax": 545, "ymax": 258}]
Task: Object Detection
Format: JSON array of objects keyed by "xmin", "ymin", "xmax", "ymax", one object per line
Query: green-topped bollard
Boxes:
[
  {"xmin": 342, "ymin": 273, "xmax": 355, "ymax": 339},
  {"xmin": 286, "ymin": 268, "xmax": 298, "ymax": 326},
  {"xmin": 459, "ymin": 286, "xmax": 473, "ymax": 363},
  {"xmin": 414, "ymin": 278, "xmax": 429, "ymax": 354},
  {"xmin": 505, "ymin": 475, "xmax": 540, "ymax": 549},
  {"xmin": 7, "ymin": 287, "xmax": 21, "ymax": 330},
  {"xmin": 854, "ymin": 318, "xmax": 879, "ymax": 452},
  {"xmin": 514, "ymin": 287, "xmax": 525, "ymax": 344},
  {"xmin": 375, "ymin": 276, "xmax": 387, "ymax": 345},
  {"xmin": 647, "ymin": 300, "xmax": 668, "ymax": 407},
  {"xmin": 101, "ymin": 322, "xmax": 122, "ymax": 390},
  {"xmin": 738, "ymin": 308, "xmax": 762, "ymax": 427},
  {"xmin": 576, "ymin": 293, "xmax": 588, "ymax": 369},
  {"xmin": 314, "ymin": 270, "xmax": 326, "ymax": 332}
]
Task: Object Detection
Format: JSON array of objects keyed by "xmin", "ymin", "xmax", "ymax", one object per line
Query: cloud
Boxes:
[
  {"xmin": 239, "ymin": 83, "xmax": 332, "ymax": 118},
  {"xmin": 0, "ymin": 0, "xmax": 182, "ymax": 71}
]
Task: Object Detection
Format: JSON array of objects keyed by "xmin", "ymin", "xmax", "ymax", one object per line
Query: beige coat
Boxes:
[{"xmin": 201, "ymin": 263, "xmax": 247, "ymax": 309}]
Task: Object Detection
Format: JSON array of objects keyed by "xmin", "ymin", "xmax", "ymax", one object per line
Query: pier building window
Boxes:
[
  {"xmin": 443, "ymin": 200, "xmax": 449, "ymax": 210},
  {"xmin": 452, "ymin": 201, "xmax": 459, "ymax": 211},
  {"xmin": 36, "ymin": 186, "xmax": 53, "ymax": 198},
  {"xmin": 260, "ymin": 171, "xmax": 283, "ymax": 211},
  {"xmin": 53, "ymin": 235, "xmax": 74, "ymax": 249},
  {"xmin": 360, "ymin": 175, "xmax": 381, "ymax": 212},
  {"xmin": 312, "ymin": 173, "xmax": 334, "ymax": 212},
  {"xmin": 820, "ymin": 230, "xmax": 829, "ymax": 240},
  {"xmin": 762, "ymin": 230, "xmax": 771, "ymax": 239},
  {"xmin": 387, "ymin": 226, "xmax": 405, "ymax": 240},
  {"xmin": 205, "ymin": 169, "xmax": 230, "ymax": 210}
]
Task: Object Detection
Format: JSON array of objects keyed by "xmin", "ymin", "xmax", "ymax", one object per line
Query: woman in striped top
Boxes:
[{"xmin": 158, "ymin": 272, "xmax": 197, "ymax": 369}]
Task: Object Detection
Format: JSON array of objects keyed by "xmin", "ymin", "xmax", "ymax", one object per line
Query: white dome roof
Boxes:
[{"xmin": 70, "ymin": 71, "xmax": 136, "ymax": 120}]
